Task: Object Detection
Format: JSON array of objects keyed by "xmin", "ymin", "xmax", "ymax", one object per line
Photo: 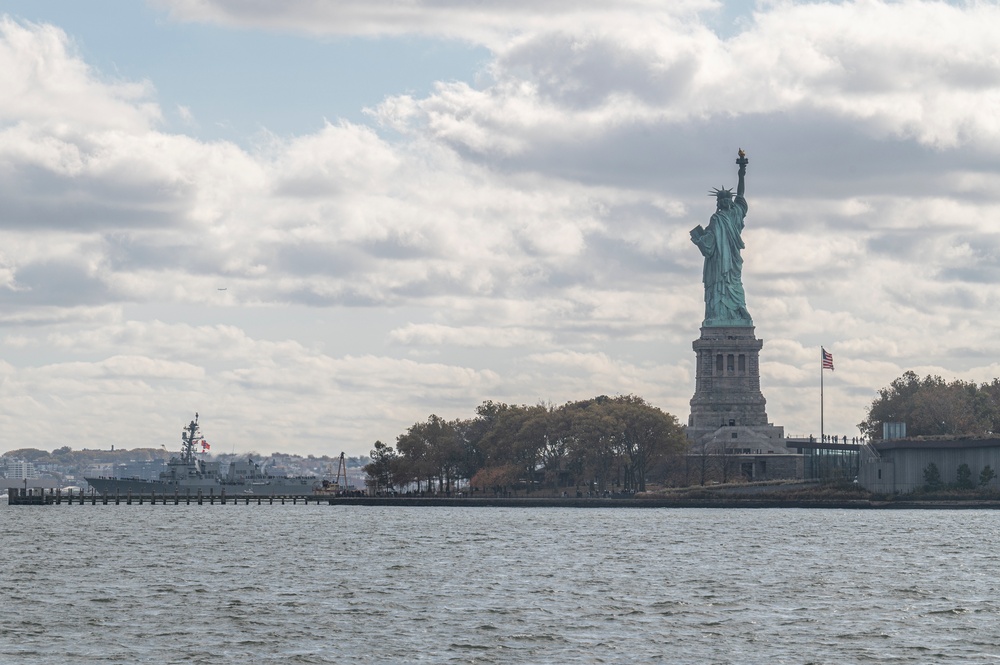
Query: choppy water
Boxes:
[{"xmin": 2, "ymin": 505, "xmax": 1000, "ymax": 664}]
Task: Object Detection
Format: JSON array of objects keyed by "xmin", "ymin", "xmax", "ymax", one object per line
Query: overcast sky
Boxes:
[{"xmin": 1, "ymin": 0, "xmax": 997, "ymax": 457}]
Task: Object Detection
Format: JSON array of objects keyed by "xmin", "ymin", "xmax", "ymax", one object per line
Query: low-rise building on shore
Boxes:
[{"xmin": 858, "ymin": 437, "xmax": 1000, "ymax": 494}]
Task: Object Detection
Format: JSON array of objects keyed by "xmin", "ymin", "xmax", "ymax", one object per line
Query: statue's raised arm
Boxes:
[
  {"xmin": 736, "ymin": 148, "xmax": 747, "ymax": 199},
  {"xmin": 689, "ymin": 149, "xmax": 753, "ymax": 328}
]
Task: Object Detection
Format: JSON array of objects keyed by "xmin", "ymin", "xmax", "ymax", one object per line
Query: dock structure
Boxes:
[{"xmin": 5, "ymin": 487, "xmax": 351, "ymax": 506}]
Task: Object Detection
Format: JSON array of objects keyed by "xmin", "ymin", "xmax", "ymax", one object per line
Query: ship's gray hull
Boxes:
[{"xmin": 85, "ymin": 476, "xmax": 319, "ymax": 497}]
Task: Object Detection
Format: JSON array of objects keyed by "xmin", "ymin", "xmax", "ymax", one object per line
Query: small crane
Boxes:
[
  {"xmin": 320, "ymin": 452, "xmax": 350, "ymax": 494},
  {"xmin": 333, "ymin": 452, "xmax": 348, "ymax": 487}
]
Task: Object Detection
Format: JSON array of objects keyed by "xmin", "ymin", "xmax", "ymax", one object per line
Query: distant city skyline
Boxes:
[{"xmin": 1, "ymin": 1, "xmax": 999, "ymax": 457}]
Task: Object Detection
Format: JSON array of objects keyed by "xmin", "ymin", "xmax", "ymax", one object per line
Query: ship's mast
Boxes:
[
  {"xmin": 181, "ymin": 413, "xmax": 200, "ymax": 465},
  {"xmin": 335, "ymin": 452, "xmax": 347, "ymax": 487}
]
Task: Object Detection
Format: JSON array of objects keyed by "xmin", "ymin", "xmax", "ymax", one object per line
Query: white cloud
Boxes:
[
  {"xmin": 176, "ymin": 104, "xmax": 194, "ymax": 125},
  {"xmin": 152, "ymin": 0, "xmax": 716, "ymax": 47},
  {"xmin": 0, "ymin": 17, "xmax": 159, "ymax": 132},
  {"xmin": 389, "ymin": 323, "xmax": 553, "ymax": 348}
]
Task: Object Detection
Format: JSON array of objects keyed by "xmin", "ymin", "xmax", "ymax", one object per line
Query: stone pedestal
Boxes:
[{"xmin": 686, "ymin": 326, "xmax": 784, "ymax": 447}]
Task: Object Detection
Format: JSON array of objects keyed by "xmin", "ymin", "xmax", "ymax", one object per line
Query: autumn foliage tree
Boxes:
[
  {"xmin": 394, "ymin": 415, "xmax": 462, "ymax": 493},
  {"xmin": 859, "ymin": 371, "xmax": 1000, "ymax": 440},
  {"xmin": 367, "ymin": 395, "xmax": 686, "ymax": 494},
  {"xmin": 362, "ymin": 440, "xmax": 398, "ymax": 493}
]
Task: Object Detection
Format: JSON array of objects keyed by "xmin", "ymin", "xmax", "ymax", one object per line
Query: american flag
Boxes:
[{"xmin": 822, "ymin": 348, "xmax": 834, "ymax": 371}]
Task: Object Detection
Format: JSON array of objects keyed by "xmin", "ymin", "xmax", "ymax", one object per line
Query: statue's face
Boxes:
[{"xmin": 717, "ymin": 196, "xmax": 732, "ymax": 210}]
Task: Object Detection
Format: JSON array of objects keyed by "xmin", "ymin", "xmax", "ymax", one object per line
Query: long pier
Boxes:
[{"xmin": 5, "ymin": 487, "xmax": 348, "ymax": 506}]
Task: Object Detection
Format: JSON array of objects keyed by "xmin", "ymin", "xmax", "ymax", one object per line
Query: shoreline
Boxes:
[
  {"xmin": 320, "ymin": 496, "xmax": 1000, "ymax": 509},
  {"xmin": 10, "ymin": 481, "xmax": 1000, "ymax": 509}
]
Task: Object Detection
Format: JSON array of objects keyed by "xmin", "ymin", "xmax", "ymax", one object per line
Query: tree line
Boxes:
[
  {"xmin": 364, "ymin": 395, "xmax": 687, "ymax": 495},
  {"xmin": 859, "ymin": 370, "xmax": 1000, "ymax": 439},
  {"xmin": 2, "ymin": 446, "xmax": 171, "ymax": 465}
]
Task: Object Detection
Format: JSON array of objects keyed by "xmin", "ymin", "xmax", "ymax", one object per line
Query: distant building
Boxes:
[
  {"xmin": 0, "ymin": 458, "xmax": 38, "ymax": 479},
  {"xmin": 858, "ymin": 438, "xmax": 1000, "ymax": 494}
]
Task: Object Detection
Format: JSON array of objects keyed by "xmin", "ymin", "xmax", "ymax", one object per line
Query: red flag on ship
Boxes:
[
  {"xmin": 822, "ymin": 348, "xmax": 834, "ymax": 371},
  {"xmin": 201, "ymin": 440, "xmax": 210, "ymax": 450}
]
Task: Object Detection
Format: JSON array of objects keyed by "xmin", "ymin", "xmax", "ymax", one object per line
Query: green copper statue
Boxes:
[{"xmin": 690, "ymin": 149, "xmax": 753, "ymax": 327}]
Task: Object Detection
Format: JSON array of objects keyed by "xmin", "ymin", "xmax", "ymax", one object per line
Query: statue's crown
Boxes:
[{"xmin": 709, "ymin": 187, "xmax": 733, "ymax": 199}]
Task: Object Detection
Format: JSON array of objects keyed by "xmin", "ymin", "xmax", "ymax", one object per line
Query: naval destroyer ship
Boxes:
[{"xmin": 85, "ymin": 414, "xmax": 321, "ymax": 497}]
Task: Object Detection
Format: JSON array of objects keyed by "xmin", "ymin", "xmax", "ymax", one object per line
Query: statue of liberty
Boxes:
[{"xmin": 689, "ymin": 149, "xmax": 753, "ymax": 327}]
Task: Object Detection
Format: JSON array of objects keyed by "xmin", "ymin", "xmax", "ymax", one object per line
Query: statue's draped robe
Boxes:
[{"xmin": 692, "ymin": 195, "xmax": 753, "ymax": 326}]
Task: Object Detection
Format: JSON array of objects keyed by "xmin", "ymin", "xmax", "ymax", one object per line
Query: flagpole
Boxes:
[{"xmin": 820, "ymin": 347, "xmax": 825, "ymax": 442}]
